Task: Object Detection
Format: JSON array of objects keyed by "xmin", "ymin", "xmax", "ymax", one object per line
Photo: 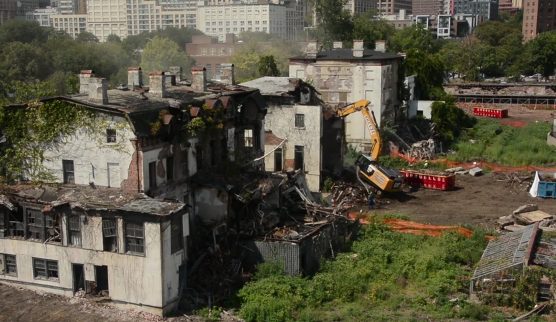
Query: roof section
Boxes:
[
  {"xmin": 290, "ymin": 48, "xmax": 403, "ymax": 61},
  {"xmin": 265, "ymin": 131, "xmax": 284, "ymax": 146},
  {"xmin": 472, "ymin": 223, "xmax": 539, "ymax": 281},
  {"xmin": 1, "ymin": 184, "xmax": 184, "ymax": 218},
  {"xmin": 240, "ymin": 77, "xmax": 298, "ymax": 96}
]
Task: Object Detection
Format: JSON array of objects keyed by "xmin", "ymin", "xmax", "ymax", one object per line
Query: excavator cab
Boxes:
[{"xmin": 355, "ymin": 154, "xmax": 403, "ymax": 193}]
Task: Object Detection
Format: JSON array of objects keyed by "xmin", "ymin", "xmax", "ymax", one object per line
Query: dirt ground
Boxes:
[{"xmin": 373, "ymin": 171, "xmax": 556, "ymax": 228}]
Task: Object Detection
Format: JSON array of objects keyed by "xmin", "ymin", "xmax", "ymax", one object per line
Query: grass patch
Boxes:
[
  {"xmin": 449, "ymin": 119, "xmax": 556, "ymax": 166},
  {"xmin": 237, "ymin": 221, "xmax": 494, "ymax": 321}
]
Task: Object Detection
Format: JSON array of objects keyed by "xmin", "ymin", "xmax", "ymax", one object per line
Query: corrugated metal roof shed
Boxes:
[{"xmin": 472, "ymin": 223, "xmax": 539, "ymax": 281}]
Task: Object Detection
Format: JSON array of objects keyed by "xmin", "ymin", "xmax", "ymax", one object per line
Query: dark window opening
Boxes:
[
  {"xmin": 171, "ymin": 215, "xmax": 184, "ymax": 254},
  {"xmin": 26, "ymin": 208, "xmax": 44, "ymax": 240},
  {"xmin": 294, "ymin": 145, "xmax": 304, "ymax": 171},
  {"xmin": 243, "ymin": 129, "xmax": 253, "ymax": 147},
  {"xmin": 148, "ymin": 161, "xmax": 157, "ymax": 189},
  {"xmin": 295, "ymin": 114, "xmax": 305, "ymax": 128},
  {"xmin": 63, "ymin": 160, "xmax": 75, "ymax": 184},
  {"xmin": 210, "ymin": 140, "xmax": 217, "ymax": 166},
  {"xmin": 0, "ymin": 210, "xmax": 5, "ymax": 237},
  {"xmin": 68, "ymin": 215, "xmax": 81, "ymax": 247},
  {"xmin": 125, "ymin": 221, "xmax": 144, "ymax": 255},
  {"xmin": 274, "ymin": 147, "xmax": 283, "ymax": 172},
  {"xmin": 106, "ymin": 129, "xmax": 117, "ymax": 143},
  {"xmin": 7, "ymin": 209, "xmax": 24, "ymax": 237},
  {"xmin": 45, "ymin": 213, "xmax": 61, "ymax": 243},
  {"xmin": 95, "ymin": 265, "xmax": 109, "ymax": 295},
  {"xmin": 196, "ymin": 144, "xmax": 203, "ymax": 170},
  {"xmin": 166, "ymin": 156, "xmax": 174, "ymax": 181},
  {"xmin": 102, "ymin": 219, "xmax": 118, "ymax": 252},
  {"xmin": 2, "ymin": 254, "xmax": 17, "ymax": 276},
  {"xmin": 33, "ymin": 258, "xmax": 58, "ymax": 280}
]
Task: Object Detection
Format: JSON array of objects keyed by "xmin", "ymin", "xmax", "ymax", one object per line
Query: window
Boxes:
[
  {"xmin": 102, "ymin": 219, "xmax": 118, "ymax": 252},
  {"xmin": 33, "ymin": 258, "xmax": 58, "ymax": 280},
  {"xmin": 68, "ymin": 215, "xmax": 81, "ymax": 246},
  {"xmin": 274, "ymin": 147, "xmax": 283, "ymax": 172},
  {"xmin": 62, "ymin": 160, "xmax": 75, "ymax": 184},
  {"xmin": 1, "ymin": 254, "xmax": 17, "ymax": 276},
  {"xmin": 295, "ymin": 114, "xmax": 305, "ymax": 128},
  {"xmin": 294, "ymin": 145, "xmax": 304, "ymax": 170},
  {"xmin": 244, "ymin": 129, "xmax": 253, "ymax": 147},
  {"xmin": 196, "ymin": 144, "xmax": 203, "ymax": 170},
  {"xmin": 166, "ymin": 156, "xmax": 174, "ymax": 181},
  {"xmin": 148, "ymin": 161, "xmax": 157, "ymax": 189},
  {"xmin": 125, "ymin": 222, "xmax": 144, "ymax": 255},
  {"xmin": 0, "ymin": 209, "xmax": 5, "ymax": 236},
  {"xmin": 27, "ymin": 208, "xmax": 44, "ymax": 240},
  {"xmin": 106, "ymin": 129, "xmax": 116, "ymax": 143},
  {"xmin": 171, "ymin": 215, "xmax": 184, "ymax": 254}
]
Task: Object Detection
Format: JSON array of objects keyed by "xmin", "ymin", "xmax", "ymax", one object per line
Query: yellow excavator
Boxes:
[{"xmin": 337, "ymin": 99, "xmax": 403, "ymax": 193}]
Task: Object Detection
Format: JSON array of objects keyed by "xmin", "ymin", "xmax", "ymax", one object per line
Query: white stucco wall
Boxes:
[
  {"xmin": 0, "ymin": 218, "xmax": 166, "ymax": 313},
  {"xmin": 408, "ymin": 100, "xmax": 436, "ymax": 119},
  {"xmin": 41, "ymin": 115, "xmax": 135, "ymax": 189},
  {"xmin": 264, "ymin": 104, "xmax": 322, "ymax": 191}
]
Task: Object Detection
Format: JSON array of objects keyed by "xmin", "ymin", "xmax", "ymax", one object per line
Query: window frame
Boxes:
[
  {"xmin": 62, "ymin": 159, "xmax": 75, "ymax": 184},
  {"xmin": 102, "ymin": 218, "xmax": 118, "ymax": 252},
  {"xmin": 125, "ymin": 221, "xmax": 145, "ymax": 255},
  {"xmin": 67, "ymin": 215, "xmax": 82, "ymax": 247},
  {"xmin": 294, "ymin": 114, "xmax": 305, "ymax": 128},
  {"xmin": 244, "ymin": 129, "xmax": 253, "ymax": 148},
  {"xmin": 106, "ymin": 128, "xmax": 117, "ymax": 143},
  {"xmin": 3, "ymin": 254, "xmax": 17, "ymax": 276},
  {"xmin": 33, "ymin": 258, "xmax": 59, "ymax": 281}
]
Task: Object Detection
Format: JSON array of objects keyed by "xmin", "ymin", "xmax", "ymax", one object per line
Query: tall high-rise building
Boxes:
[
  {"xmin": 412, "ymin": 0, "xmax": 446, "ymax": 15},
  {"xmin": 344, "ymin": 0, "xmax": 378, "ymax": 15},
  {"xmin": 452, "ymin": 0, "xmax": 498, "ymax": 21},
  {"xmin": 16, "ymin": 0, "xmax": 40, "ymax": 16},
  {"xmin": 376, "ymin": 0, "xmax": 412, "ymax": 15},
  {"xmin": 0, "ymin": 0, "xmax": 17, "ymax": 25},
  {"xmin": 522, "ymin": 0, "xmax": 556, "ymax": 41}
]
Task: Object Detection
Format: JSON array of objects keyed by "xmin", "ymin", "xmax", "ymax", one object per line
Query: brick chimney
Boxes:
[
  {"xmin": 149, "ymin": 71, "xmax": 166, "ymax": 97},
  {"xmin": 88, "ymin": 77, "xmax": 108, "ymax": 104},
  {"xmin": 353, "ymin": 40, "xmax": 364, "ymax": 58},
  {"xmin": 168, "ymin": 66, "xmax": 182, "ymax": 83},
  {"xmin": 191, "ymin": 67, "xmax": 207, "ymax": 92},
  {"xmin": 306, "ymin": 41, "xmax": 318, "ymax": 59},
  {"xmin": 79, "ymin": 70, "xmax": 94, "ymax": 94},
  {"xmin": 220, "ymin": 63, "xmax": 235, "ymax": 85},
  {"xmin": 128, "ymin": 67, "xmax": 143, "ymax": 88},
  {"xmin": 375, "ymin": 40, "xmax": 386, "ymax": 53},
  {"xmin": 333, "ymin": 41, "xmax": 343, "ymax": 49}
]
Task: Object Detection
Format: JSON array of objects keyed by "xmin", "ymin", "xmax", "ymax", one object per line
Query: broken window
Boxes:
[
  {"xmin": 33, "ymin": 258, "xmax": 58, "ymax": 280},
  {"xmin": 8, "ymin": 208, "xmax": 24, "ymax": 238},
  {"xmin": 244, "ymin": 129, "xmax": 253, "ymax": 147},
  {"xmin": 1, "ymin": 254, "xmax": 17, "ymax": 276},
  {"xmin": 166, "ymin": 156, "xmax": 174, "ymax": 181},
  {"xmin": 26, "ymin": 208, "xmax": 44, "ymax": 240},
  {"xmin": 295, "ymin": 114, "xmax": 305, "ymax": 128},
  {"xmin": 274, "ymin": 147, "xmax": 283, "ymax": 172},
  {"xmin": 171, "ymin": 215, "xmax": 184, "ymax": 254},
  {"xmin": 294, "ymin": 145, "xmax": 304, "ymax": 171},
  {"xmin": 148, "ymin": 161, "xmax": 157, "ymax": 189},
  {"xmin": 63, "ymin": 160, "xmax": 75, "ymax": 184},
  {"xmin": 68, "ymin": 215, "xmax": 81, "ymax": 247},
  {"xmin": 106, "ymin": 129, "xmax": 117, "ymax": 143},
  {"xmin": 125, "ymin": 221, "xmax": 145, "ymax": 255},
  {"xmin": 44, "ymin": 213, "xmax": 61, "ymax": 243},
  {"xmin": 102, "ymin": 219, "xmax": 118, "ymax": 252}
]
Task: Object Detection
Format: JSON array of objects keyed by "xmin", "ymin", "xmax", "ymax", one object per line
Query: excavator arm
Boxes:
[{"xmin": 336, "ymin": 99, "xmax": 381, "ymax": 161}]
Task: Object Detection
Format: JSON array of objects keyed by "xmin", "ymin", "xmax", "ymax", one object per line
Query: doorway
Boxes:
[
  {"xmin": 72, "ymin": 264, "xmax": 85, "ymax": 293},
  {"xmin": 95, "ymin": 265, "xmax": 109, "ymax": 295}
]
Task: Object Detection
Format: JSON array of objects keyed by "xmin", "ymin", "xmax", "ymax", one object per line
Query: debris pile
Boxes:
[
  {"xmin": 494, "ymin": 172, "xmax": 532, "ymax": 193},
  {"xmin": 407, "ymin": 139, "xmax": 435, "ymax": 160},
  {"xmin": 497, "ymin": 204, "xmax": 556, "ymax": 232},
  {"xmin": 329, "ymin": 182, "xmax": 367, "ymax": 210}
]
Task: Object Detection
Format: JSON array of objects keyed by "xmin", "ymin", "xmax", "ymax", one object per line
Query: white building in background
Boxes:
[
  {"xmin": 86, "ymin": 0, "xmax": 128, "ymax": 41},
  {"xmin": 51, "ymin": 14, "xmax": 87, "ymax": 38},
  {"xmin": 25, "ymin": 7, "xmax": 57, "ymax": 26}
]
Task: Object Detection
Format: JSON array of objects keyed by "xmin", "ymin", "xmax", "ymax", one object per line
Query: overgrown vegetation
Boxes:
[
  {"xmin": 238, "ymin": 221, "xmax": 491, "ymax": 321},
  {"xmin": 449, "ymin": 119, "xmax": 556, "ymax": 166}
]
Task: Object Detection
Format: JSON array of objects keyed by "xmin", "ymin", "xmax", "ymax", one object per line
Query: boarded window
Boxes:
[
  {"xmin": 125, "ymin": 222, "xmax": 144, "ymax": 255},
  {"xmin": 63, "ymin": 160, "xmax": 75, "ymax": 184},
  {"xmin": 102, "ymin": 219, "xmax": 118, "ymax": 252},
  {"xmin": 68, "ymin": 215, "xmax": 81, "ymax": 247},
  {"xmin": 33, "ymin": 258, "xmax": 58, "ymax": 280},
  {"xmin": 106, "ymin": 129, "xmax": 117, "ymax": 143},
  {"xmin": 295, "ymin": 114, "xmax": 305, "ymax": 128},
  {"xmin": 166, "ymin": 156, "xmax": 174, "ymax": 181},
  {"xmin": 171, "ymin": 215, "xmax": 184, "ymax": 254}
]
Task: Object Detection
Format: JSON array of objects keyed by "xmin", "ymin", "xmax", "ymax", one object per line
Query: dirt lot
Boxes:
[{"xmin": 374, "ymin": 172, "xmax": 556, "ymax": 228}]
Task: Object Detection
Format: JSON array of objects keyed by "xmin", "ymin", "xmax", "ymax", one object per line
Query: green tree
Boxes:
[
  {"xmin": 431, "ymin": 100, "xmax": 476, "ymax": 145},
  {"xmin": 404, "ymin": 49, "xmax": 446, "ymax": 99},
  {"xmin": 76, "ymin": 31, "xmax": 99, "ymax": 43},
  {"xmin": 140, "ymin": 36, "xmax": 194, "ymax": 76},
  {"xmin": 390, "ymin": 25, "xmax": 438, "ymax": 53},
  {"xmin": 0, "ymin": 20, "xmax": 51, "ymax": 44},
  {"xmin": 0, "ymin": 42, "xmax": 49, "ymax": 81},
  {"xmin": 106, "ymin": 34, "xmax": 122, "ymax": 43},
  {"xmin": 258, "ymin": 55, "xmax": 280, "ymax": 76},
  {"xmin": 314, "ymin": 0, "xmax": 354, "ymax": 47},
  {"xmin": 352, "ymin": 12, "xmax": 395, "ymax": 48},
  {"xmin": 525, "ymin": 31, "xmax": 556, "ymax": 78}
]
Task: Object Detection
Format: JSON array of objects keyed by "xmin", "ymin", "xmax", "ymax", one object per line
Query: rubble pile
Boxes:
[
  {"xmin": 497, "ymin": 204, "xmax": 556, "ymax": 232},
  {"xmin": 494, "ymin": 172, "xmax": 533, "ymax": 193},
  {"xmin": 407, "ymin": 139, "xmax": 435, "ymax": 160},
  {"xmin": 330, "ymin": 182, "xmax": 367, "ymax": 209}
]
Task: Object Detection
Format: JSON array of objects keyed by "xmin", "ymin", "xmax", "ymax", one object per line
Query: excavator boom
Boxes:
[{"xmin": 336, "ymin": 99, "xmax": 381, "ymax": 161}]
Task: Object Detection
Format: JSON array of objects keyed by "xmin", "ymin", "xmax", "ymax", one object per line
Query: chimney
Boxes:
[
  {"xmin": 79, "ymin": 70, "xmax": 94, "ymax": 94},
  {"xmin": 353, "ymin": 40, "xmax": 364, "ymax": 58},
  {"xmin": 88, "ymin": 77, "xmax": 108, "ymax": 104},
  {"xmin": 220, "ymin": 63, "xmax": 235, "ymax": 85},
  {"xmin": 375, "ymin": 40, "xmax": 386, "ymax": 53},
  {"xmin": 306, "ymin": 41, "xmax": 318, "ymax": 59},
  {"xmin": 333, "ymin": 41, "xmax": 343, "ymax": 49},
  {"xmin": 149, "ymin": 71, "xmax": 166, "ymax": 97},
  {"xmin": 128, "ymin": 67, "xmax": 143, "ymax": 88},
  {"xmin": 168, "ymin": 66, "xmax": 182, "ymax": 83},
  {"xmin": 165, "ymin": 74, "xmax": 177, "ymax": 86},
  {"xmin": 191, "ymin": 67, "xmax": 207, "ymax": 92}
]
